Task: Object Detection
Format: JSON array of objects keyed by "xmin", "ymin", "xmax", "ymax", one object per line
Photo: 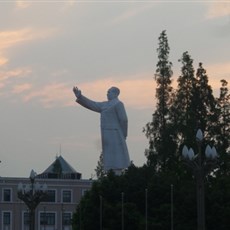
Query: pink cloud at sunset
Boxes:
[
  {"xmin": 15, "ymin": 1, "xmax": 31, "ymax": 9},
  {"xmin": 19, "ymin": 74, "xmax": 156, "ymax": 109},
  {"xmin": 74, "ymin": 75, "xmax": 156, "ymax": 109},
  {"xmin": 206, "ymin": 2, "xmax": 230, "ymax": 19},
  {"xmin": 15, "ymin": 1, "xmax": 76, "ymax": 11},
  {"xmin": 206, "ymin": 62, "xmax": 230, "ymax": 94},
  {"xmin": 22, "ymin": 82, "xmax": 74, "ymax": 108},
  {"xmin": 17, "ymin": 62, "xmax": 229, "ymax": 110},
  {"xmin": 110, "ymin": 4, "xmax": 155, "ymax": 25},
  {"xmin": 12, "ymin": 83, "xmax": 32, "ymax": 94},
  {"xmin": 0, "ymin": 28, "xmax": 58, "ymax": 64},
  {"xmin": 0, "ymin": 29, "xmax": 36, "ymax": 50},
  {"xmin": 0, "ymin": 56, "xmax": 8, "ymax": 66},
  {"xmin": 0, "ymin": 68, "xmax": 32, "ymax": 85},
  {"xmin": 0, "ymin": 82, "xmax": 4, "ymax": 89}
]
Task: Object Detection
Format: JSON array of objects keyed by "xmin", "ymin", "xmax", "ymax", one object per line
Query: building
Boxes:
[{"xmin": 0, "ymin": 155, "xmax": 92, "ymax": 230}]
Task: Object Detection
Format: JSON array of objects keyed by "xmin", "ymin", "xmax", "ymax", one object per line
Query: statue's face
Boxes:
[{"xmin": 107, "ymin": 88, "xmax": 117, "ymax": 100}]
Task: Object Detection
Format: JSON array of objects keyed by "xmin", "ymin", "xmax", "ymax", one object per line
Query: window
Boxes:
[
  {"xmin": 3, "ymin": 189, "xmax": 11, "ymax": 202},
  {"xmin": 3, "ymin": 212, "xmax": 11, "ymax": 225},
  {"xmin": 43, "ymin": 190, "xmax": 56, "ymax": 202},
  {"xmin": 62, "ymin": 213, "xmax": 72, "ymax": 226},
  {"xmin": 23, "ymin": 212, "xmax": 30, "ymax": 225},
  {"xmin": 40, "ymin": 212, "xmax": 47, "ymax": 225},
  {"xmin": 62, "ymin": 190, "xmax": 71, "ymax": 203},
  {"xmin": 40, "ymin": 212, "xmax": 55, "ymax": 225}
]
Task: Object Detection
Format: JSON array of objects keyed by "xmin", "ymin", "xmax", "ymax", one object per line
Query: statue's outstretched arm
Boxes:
[{"xmin": 73, "ymin": 86, "xmax": 102, "ymax": 113}]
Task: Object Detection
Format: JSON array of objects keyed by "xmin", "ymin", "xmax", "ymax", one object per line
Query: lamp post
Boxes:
[
  {"xmin": 121, "ymin": 192, "xmax": 124, "ymax": 230},
  {"xmin": 145, "ymin": 188, "xmax": 148, "ymax": 230},
  {"xmin": 17, "ymin": 170, "xmax": 48, "ymax": 230},
  {"xmin": 182, "ymin": 129, "xmax": 218, "ymax": 230},
  {"xmin": 171, "ymin": 184, "xmax": 174, "ymax": 230},
  {"xmin": 100, "ymin": 195, "xmax": 103, "ymax": 230}
]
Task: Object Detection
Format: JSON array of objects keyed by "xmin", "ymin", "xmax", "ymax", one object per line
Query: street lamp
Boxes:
[
  {"xmin": 100, "ymin": 195, "xmax": 103, "ymax": 230},
  {"xmin": 17, "ymin": 169, "xmax": 48, "ymax": 230},
  {"xmin": 145, "ymin": 188, "xmax": 148, "ymax": 230},
  {"xmin": 182, "ymin": 129, "xmax": 218, "ymax": 230},
  {"xmin": 121, "ymin": 192, "xmax": 124, "ymax": 230},
  {"xmin": 171, "ymin": 184, "xmax": 174, "ymax": 230}
]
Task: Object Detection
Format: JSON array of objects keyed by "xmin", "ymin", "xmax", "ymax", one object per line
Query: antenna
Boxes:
[{"xmin": 59, "ymin": 144, "xmax": 62, "ymax": 156}]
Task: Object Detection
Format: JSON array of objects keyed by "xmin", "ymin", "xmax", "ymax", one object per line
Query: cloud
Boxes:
[
  {"xmin": 0, "ymin": 56, "xmax": 8, "ymax": 66},
  {"xmin": 0, "ymin": 68, "xmax": 32, "ymax": 97},
  {"xmin": 109, "ymin": 3, "xmax": 155, "ymax": 25},
  {"xmin": 0, "ymin": 27, "xmax": 58, "ymax": 67},
  {"xmin": 0, "ymin": 28, "xmax": 57, "ymax": 50},
  {"xmin": 205, "ymin": 2, "xmax": 230, "ymax": 19},
  {"xmin": 76, "ymin": 73, "xmax": 156, "ymax": 109},
  {"xmin": 0, "ymin": 29, "xmax": 38, "ymax": 50},
  {"xmin": 15, "ymin": 0, "xmax": 77, "ymax": 12},
  {"xmin": 0, "ymin": 82, "xmax": 4, "ymax": 89},
  {"xmin": 205, "ymin": 61, "xmax": 230, "ymax": 94},
  {"xmin": 17, "ymin": 72, "xmax": 155, "ymax": 109},
  {"xmin": 59, "ymin": 0, "xmax": 77, "ymax": 11},
  {"xmin": 0, "ymin": 68, "xmax": 32, "ymax": 84},
  {"xmin": 206, "ymin": 61, "xmax": 230, "ymax": 80},
  {"xmin": 12, "ymin": 83, "xmax": 32, "ymax": 94},
  {"xmin": 22, "ymin": 82, "xmax": 74, "ymax": 108},
  {"xmin": 9, "ymin": 62, "xmax": 229, "ymax": 109},
  {"xmin": 15, "ymin": 1, "xmax": 31, "ymax": 9}
]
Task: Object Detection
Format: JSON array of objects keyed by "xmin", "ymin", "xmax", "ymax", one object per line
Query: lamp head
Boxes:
[{"xmin": 196, "ymin": 129, "xmax": 203, "ymax": 142}]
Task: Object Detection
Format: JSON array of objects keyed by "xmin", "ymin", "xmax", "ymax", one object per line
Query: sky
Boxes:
[{"xmin": 0, "ymin": 0, "xmax": 229, "ymax": 179}]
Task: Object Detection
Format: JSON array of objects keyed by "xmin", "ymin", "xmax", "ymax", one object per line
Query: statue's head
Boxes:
[{"xmin": 107, "ymin": 87, "xmax": 120, "ymax": 100}]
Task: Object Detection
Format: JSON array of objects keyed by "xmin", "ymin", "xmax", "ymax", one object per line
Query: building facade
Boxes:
[{"xmin": 0, "ymin": 156, "xmax": 92, "ymax": 230}]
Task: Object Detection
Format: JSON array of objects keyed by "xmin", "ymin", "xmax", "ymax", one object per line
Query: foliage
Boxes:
[
  {"xmin": 144, "ymin": 30, "xmax": 175, "ymax": 171},
  {"xmin": 95, "ymin": 152, "xmax": 106, "ymax": 179},
  {"xmin": 73, "ymin": 165, "xmax": 200, "ymax": 230},
  {"xmin": 215, "ymin": 79, "xmax": 230, "ymax": 175},
  {"xmin": 73, "ymin": 159, "xmax": 230, "ymax": 230}
]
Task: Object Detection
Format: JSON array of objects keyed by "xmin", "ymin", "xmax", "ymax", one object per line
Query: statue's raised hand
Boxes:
[{"xmin": 73, "ymin": 86, "xmax": 81, "ymax": 98}]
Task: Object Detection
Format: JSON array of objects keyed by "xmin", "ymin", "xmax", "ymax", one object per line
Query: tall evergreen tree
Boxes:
[
  {"xmin": 170, "ymin": 55, "xmax": 218, "ymax": 158},
  {"xmin": 215, "ymin": 79, "xmax": 230, "ymax": 175},
  {"xmin": 217, "ymin": 79, "xmax": 230, "ymax": 145},
  {"xmin": 170, "ymin": 51, "xmax": 197, "ymax": 147},
  {"xmin": 195, "ymin": 62, "xmax": 217, "ymax": 138},
  {"xmin": 144, "ymin": 30, "xmax": 174, "ymax": 170},
  {"xmin": 154, "ymin": 30, "xmax": 173, "ymax": 130}
]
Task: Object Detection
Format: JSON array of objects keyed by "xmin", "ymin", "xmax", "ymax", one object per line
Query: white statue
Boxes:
[{"xmin": 73, "ymin": 86, "xmax": 130, "ymax": 175}]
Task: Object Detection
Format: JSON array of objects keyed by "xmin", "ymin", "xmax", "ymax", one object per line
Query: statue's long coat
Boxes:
[{"xmin": 76, "ymin": 95, "xmax": 130, "ymax": 171}]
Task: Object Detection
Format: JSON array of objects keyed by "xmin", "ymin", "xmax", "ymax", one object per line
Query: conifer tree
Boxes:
[
  {"xmin": 195, "ymin": 62, "xmax": 217, "ymax": 137},
  {"xmin": 171, "ymin": 55, "xmax": 218, "ymax": 148},
  {"xmin": 144, "ymin": 30, "xmax": 174, "ymax": 170},
  {"xmin": 215, "ymin": 79, "xmax": 230, "ymax": 175},
  {"xmin": 170, "ymin": 51, "xmax": 197, "ymax": 147},
  {"xmin": 217, "ymin": 79, "xmax": 230, "ymax": 141}
]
